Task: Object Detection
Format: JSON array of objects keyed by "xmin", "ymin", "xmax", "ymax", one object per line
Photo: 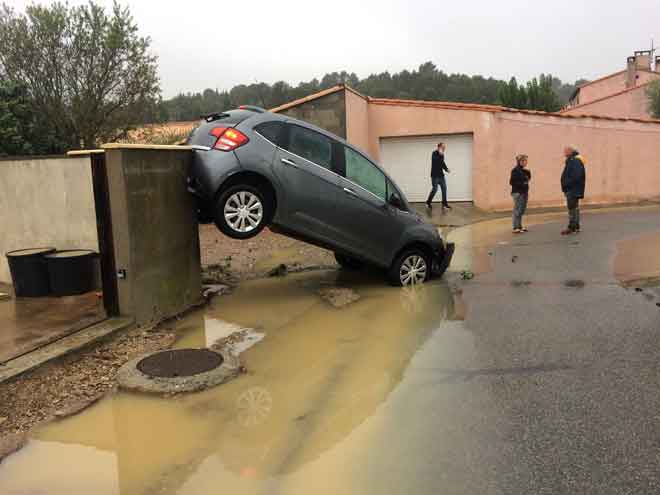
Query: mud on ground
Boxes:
[{"xmin": 0, "ymin": 227, "xmax": 337, "ymax": 459}]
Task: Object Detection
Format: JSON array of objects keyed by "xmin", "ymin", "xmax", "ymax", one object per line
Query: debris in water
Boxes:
[
  {"xmin": 460, "ymin": 270, "xmax": 474, "ymax": 280},
  {"xmin": 634, "ymin": 288, "xmax": 643, "ymax": 292},
  {"xmin": 268, "ymin": 264, "xmax": 288, "ymax": 277},
  {"xmin": 564, "ymin": 280, "xmax": 585, "ymax": 288},
  {"xmin": 319, "ymin": 287, "xmax": 361, "ymax": 308},
  {"xmin": 202, "ymin": 284, "xmax": 231, "ymax": 299},
  {"xmin": 511, "ymin": 255, "xmax": 518, "ymax": 263}
]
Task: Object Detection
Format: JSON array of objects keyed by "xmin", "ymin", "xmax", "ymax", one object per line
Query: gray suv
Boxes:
[{"xmin": 186, "ymin": 106, "xmax": 454, "ymax": 286}]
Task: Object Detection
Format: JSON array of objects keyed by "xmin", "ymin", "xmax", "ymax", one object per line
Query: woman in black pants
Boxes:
[{"xmin": 509, "ymin": 154, "xmax": 531, "ymax": 234}]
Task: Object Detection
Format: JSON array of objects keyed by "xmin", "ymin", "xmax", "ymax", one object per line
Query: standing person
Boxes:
[
  {"xmin": 426, "ymin": 143, "xmax": 451, "ymax": 210},
  {"xmin": 510, "ymin": 154, "xmax": 531, "ymax": 234},
  {"xmin": 560, "ymin": 146, "xmax": 586, "ymax": 235}
]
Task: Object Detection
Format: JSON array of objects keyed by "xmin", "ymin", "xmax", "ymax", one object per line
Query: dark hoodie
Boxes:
[
  {"xmin": 510, "ymin": 165, "xmax": 531, "ymax": 194},
  {"xmin": 561, "ymin": 150, "xmax": 586, "ymax": 199}
]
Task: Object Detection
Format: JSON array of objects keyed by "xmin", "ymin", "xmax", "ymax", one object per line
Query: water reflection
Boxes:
[{"xmin": 0, "ymin": 270, "xmax": 454, "ymax": 495}]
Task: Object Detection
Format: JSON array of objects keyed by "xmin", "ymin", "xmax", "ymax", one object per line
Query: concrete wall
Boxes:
[
  {"xmin": 104, "ymin": 145, "xmax": 201, "ymax": 325},
  {"xmin": 345, "ymin": 95, "xmax": 660, "ymax": 211},
  {"xmin": 279, "ymin": 90, "xmax": 346, "ymax": 138},
  {"xmin": 0, "ymin": 156, "xmax": 98, "ymax": 284},
  {"xmin": 562, "ymin": 85, "xmax": 652, "ymax": 120}
]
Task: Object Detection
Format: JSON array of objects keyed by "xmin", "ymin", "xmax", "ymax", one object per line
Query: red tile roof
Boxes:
[{"xmin": 269, "ymin": 85, "xmax": 660, "ymax": 125}]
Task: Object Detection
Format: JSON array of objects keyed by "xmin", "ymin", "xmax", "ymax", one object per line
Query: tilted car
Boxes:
[{"xmin": 186, "ymin": 106, "xmax": 454, "ymax": 286}]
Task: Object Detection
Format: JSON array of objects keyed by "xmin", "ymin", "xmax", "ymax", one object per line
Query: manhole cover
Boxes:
[{"xmin": 137, "ymin": 349, "xmax": 223, "ymax": 378}]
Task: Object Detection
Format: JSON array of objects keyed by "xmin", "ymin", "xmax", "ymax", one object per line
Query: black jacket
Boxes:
[
  {"xmin": 510, "ymin": 165, "xmax": 531, "ymax": 194},
  {"xmin": 431, "ymin": 150, "xmax": 449, "ymax": 177},
  {"xmin": 561, "ymin": 151, "xmax": 586, "ymax": 198}
]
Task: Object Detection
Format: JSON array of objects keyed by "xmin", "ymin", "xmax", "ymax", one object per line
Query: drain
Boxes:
[{"xmin": 137, "ymin": 349, "xmax": 223, "ymax": 378}]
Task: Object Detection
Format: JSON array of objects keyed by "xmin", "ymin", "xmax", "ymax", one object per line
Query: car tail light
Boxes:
[{"xmin": 209, "ymin": 127, "xmax": 249, "ymax": 151}]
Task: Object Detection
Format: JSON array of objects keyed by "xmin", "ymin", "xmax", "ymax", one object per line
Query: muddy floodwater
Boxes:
[{"xmin": 0, "ymin": 270, "xmax": 461, "ymax": 495}]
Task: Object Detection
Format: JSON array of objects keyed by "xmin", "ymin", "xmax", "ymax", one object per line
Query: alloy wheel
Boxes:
[
  {"xmin": 224, "ymin": 191, "xmax": 263, "ymax": 233},
  {"xmin": 400, "ymin": 254, "xmax": 427, "ymax": 285}
]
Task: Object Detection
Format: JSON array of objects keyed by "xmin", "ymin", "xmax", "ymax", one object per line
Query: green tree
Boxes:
[
  {"xmin": 0, "ymin": 78, "xmax": 65, "ymax": 155},
  {"xmin": 646, "ymin": 80, "xmax": 660, "ymax": 118},
  {"xmin": 0, "ymin": 1, "xmax": 160, "ymax": 149}
]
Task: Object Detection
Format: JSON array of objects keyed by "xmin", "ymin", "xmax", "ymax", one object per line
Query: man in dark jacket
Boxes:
[
  {"xmin": 560, "ymin": 147, "xmax": 586, "ymax": 235},
  {"xmin": 426, "ymin": 143, "xmax": 451, "ymax": 210},
  {"xmin": 510, "ymin": 154, "xmax": 531, "ymax": 233}
]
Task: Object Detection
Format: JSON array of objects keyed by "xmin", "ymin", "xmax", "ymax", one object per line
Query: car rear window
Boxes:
[{"xmin": 187, "ymin": 109, "xmax": 256, "ymax": 148}]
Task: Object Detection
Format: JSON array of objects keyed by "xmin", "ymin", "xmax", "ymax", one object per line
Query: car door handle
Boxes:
[
  {"xmin": 343, "ymin": 187, "xmax": 358, "ymax": 197},
  {"xmin": 281, "ymin": 158, "xmax": 298, "ymax": 168}
]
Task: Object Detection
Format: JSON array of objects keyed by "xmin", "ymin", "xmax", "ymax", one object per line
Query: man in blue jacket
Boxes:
[
  {"xmin": 560, "ymin": 146, "xmax": 586, "ymax": 235},
  {"xmin": 426, "ymin": 143, "xmax": 451, "ymax": 210}
]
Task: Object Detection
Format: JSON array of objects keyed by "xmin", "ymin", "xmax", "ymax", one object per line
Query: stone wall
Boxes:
[{"xmin": 279, "ymin": 91, "xmax": 346, "ymax": 138}]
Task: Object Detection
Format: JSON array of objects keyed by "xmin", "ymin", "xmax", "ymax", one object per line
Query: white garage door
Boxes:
[{"xmin": 379, "ymin": 134, "xmax": 473, "ymax": 202}]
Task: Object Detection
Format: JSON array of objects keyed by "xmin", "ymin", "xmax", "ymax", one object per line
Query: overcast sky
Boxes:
[{"xmin": 5, "ymin": 0, "xmax": 659, "ymax": 98}]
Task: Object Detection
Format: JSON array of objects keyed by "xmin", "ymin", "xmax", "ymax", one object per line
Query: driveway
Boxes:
[{"xmin": 1, "ymin": 206, "xmax": 659, "ymax": 494}]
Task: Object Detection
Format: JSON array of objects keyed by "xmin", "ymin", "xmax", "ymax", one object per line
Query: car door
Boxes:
[
  {"xmin": 272, "ymin": 123, "xmax": 343, "ymax": 242},
  {"xmin": 334, "ymin": 145, "xmax": 406, "ymax": 266}
]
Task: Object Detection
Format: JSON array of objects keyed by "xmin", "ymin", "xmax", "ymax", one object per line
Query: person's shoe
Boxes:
[
  {"xmin": 443, "ymin": 203, "xmax": 452, "ymax": 210},
  {"xmin": 425, "ymin": 201, "xmax": 432, "ymax": 210},
  {"xmin": 561, "ymin": 228, "xmax": 574, "ymax": 235},
  {"xmin": 513, "ymin": 229, "xmax": 523, "ymax": 234},
  {"xmin": 521, "ymin": 228, "xmax": 528, "ymax": 232}
]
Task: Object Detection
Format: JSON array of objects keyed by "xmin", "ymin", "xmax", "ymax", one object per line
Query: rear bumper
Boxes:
[{"xmin": 433, "ymin": 242, "xmax": 455, "ymax": 277}]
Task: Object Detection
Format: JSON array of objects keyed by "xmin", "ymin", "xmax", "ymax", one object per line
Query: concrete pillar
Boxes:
[{"xmin": 103, "ymin": 144, "xmax": 201, "ymax": 325}]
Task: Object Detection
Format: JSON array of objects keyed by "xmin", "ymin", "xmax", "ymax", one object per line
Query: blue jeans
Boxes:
[{"xmin": 427, "ymin": 175, "xmax": 447, "ymax": 205}]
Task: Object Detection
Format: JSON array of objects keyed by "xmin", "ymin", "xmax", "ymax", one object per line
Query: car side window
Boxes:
[
  {"xmin": 387, "ymin": 179, "xmax": 406, "ymax": 210},
  {"xmin": 254, "ymin": 121, "xmax": 284, "ymax": 146},
  {"xmin": 285, "ymin": 125, "xmax": 333, "ymax": 170},
  {"xmin": 344, "ymin": 146, "xmax": 387, "ymax": 201}
]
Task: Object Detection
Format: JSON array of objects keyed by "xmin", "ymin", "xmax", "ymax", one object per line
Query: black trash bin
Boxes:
[
  {"xmin": 45, "ymin": 250, "xmax": 99, "ymax": 296},
  {"xmin": 6, "ymin": 247, "xmax": 56, "ymax": 297}
]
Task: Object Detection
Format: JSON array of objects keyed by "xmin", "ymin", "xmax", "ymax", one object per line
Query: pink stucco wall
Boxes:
[
  {"xmin": 576, "ymin": 70, "xmax": 660, "ymax": 106},
  {"xmin": 577, "ymin": 72, "xmax": 627, "ymax": 105},
  {"xmin": 345, "ymin": 95, "xmax": 660, "ymax": 211},
  {"xmin": 562, "ymin": 85, "xmax": 652, "ymax": 120},
  {"xmin": 345, "ymin": 90, "xmax": 371, "ymax": 156}
]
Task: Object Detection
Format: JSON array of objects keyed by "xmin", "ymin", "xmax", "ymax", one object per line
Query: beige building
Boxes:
[{"xmin": 272, "ymin": 81, "xmax": 660, "ymax": 211}]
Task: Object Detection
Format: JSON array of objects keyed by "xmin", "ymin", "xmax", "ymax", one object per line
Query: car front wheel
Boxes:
[
  {"xmin": 215, "ymin": 185, "xmax": 270, "ymax": 239},
  {"xmin": 388, "ymin": 248, "xmax": 431, "ymax": 286}
]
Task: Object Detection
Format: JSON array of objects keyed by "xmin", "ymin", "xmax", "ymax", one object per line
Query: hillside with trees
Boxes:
[{"xmin": 158, "ymin": 63, "xmax": 588, "ymax": 123}]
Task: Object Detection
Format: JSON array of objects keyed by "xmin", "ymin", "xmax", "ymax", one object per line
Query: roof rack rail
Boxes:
[{"xmin": 238, "ymin": 105, "xmax": 266, "ymax": 113}]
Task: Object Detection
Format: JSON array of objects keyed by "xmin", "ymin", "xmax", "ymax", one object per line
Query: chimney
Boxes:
[
  {"xmin": 634, "ymin": 50, "xmax": 652, "ymax": 70},
  {"xmin": 626, "ymin": 56, "xmax": 636, "ymax": 87}
]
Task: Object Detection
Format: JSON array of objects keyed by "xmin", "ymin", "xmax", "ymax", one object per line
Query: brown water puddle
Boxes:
[
  {"xmin": 614, "ymin": 231, "xmax": 660, "ymax": 285},
  {"xmin": 0, "ymin": 270, "xmax": 456, "ymax": 495}
]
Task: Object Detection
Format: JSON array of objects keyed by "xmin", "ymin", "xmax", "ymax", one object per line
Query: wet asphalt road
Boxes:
[
  {"xmin": 431, "ymin": 207, "xmax": 660, "ymax": 494},
  {"xmin": 2, "ymin": 207, "xmax": 660, "ymax": 495}
]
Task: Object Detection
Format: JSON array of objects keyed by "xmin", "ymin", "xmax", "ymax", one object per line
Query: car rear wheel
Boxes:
[
  {"xmin": 334, "ymin": 252, "xmax": 364, "ymax": 270},
  {"xmin": 215, "ymin": 184, "xmax": 270, "ymax": 239},
  {"xmin": 388, "ymin": 248, "xmax": 431, "ymax": 286}
]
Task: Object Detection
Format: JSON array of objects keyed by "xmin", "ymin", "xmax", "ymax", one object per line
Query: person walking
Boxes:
[
  {"xmin": 510, "ymin": 154, "xmax": 531, "ymax": 234},
  {"xmin": 426, "ymin": 143, "xmax": 451, "ymax": 210},
  {"xmin": 560, "ymin": 146, "xmax": 586, "ymax": 235}
]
